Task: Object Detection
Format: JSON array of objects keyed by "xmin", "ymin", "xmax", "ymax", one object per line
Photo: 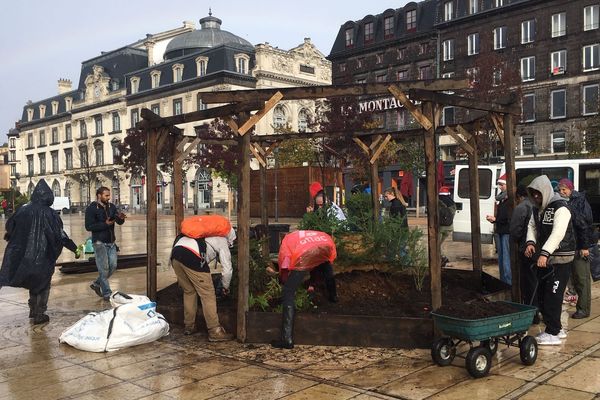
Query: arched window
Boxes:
[
  {"xmin": 28, "ymin": 182, "xmax": 35, "ymax": 196},
  {"xmin": 64, "ymin": 181, "xmax": 71, "ymax": 198},
  {"xmin": 298, "ymin": 109, "xmax": 309, "ymax": 132},
  {"xmin": 52, "ymin": 180, "xmax": 61, "ymax": 197},
  {"xmin": 94, "ymin": 140, "xmax": 104, "ymax": 166},
  {"xmin": 273, "ymin": 106, "xmax": 287, "ymax": 129}
]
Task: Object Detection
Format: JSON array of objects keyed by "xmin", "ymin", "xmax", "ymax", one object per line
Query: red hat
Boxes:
[
  {"xmin": 439, "ymin": 186, "xmax": 451, "ymax": 195},
  {"xmin": 309, "ymin": 182, "xmax": 323, "ymax": 198},
  {"xmin": 497, "ymin": 174, "xmax": 507, "ymax": 185},
  {"xmin": 558, "ymin": 178, "xmax": 574, "ymax": 190}
]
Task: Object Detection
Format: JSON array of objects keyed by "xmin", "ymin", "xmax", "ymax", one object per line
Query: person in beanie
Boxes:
[
  {"xmin": 525, "ymin": 175, "xmax": 575, "ymax": 345},
  {"xmin": 0, "ymin": 180, "xmax": 80, "ymax": 324},
  {"xmin": 486, "ymin": 174, "xmax": 512, "ymax": 285},
  {"xmin": 558, "ymin": 178, "xmax": 593, "ymax": 319},
  {"xmin": 438, "ymin": 186, "xmax": 456, "ymax": 267},
  {"xmin": 306, "ymin": 181, "xmax": 346, "ymax": 221},
  {"xmin": 510, "ymin": 185, "xmax": 537, "ymax": 307}
]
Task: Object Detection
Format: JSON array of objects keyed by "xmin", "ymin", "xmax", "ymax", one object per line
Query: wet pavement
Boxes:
[{"xmin": 0, "ymin": 214, "xmax": 599, "ymax": 399}]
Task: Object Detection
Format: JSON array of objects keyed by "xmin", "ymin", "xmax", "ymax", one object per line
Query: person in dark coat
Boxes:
[
  {"xmin": 0, "ymin": 180, "xmax": 80, "ymax": 324},
  {"xmin": 486, "ymin": 174, "xmax": 512, "ymax": 285},
  {"xmin": 383, "ymin": 186, "xmax": 408, "ymax": 227},
  {"xmin": 510, "ymin": 185, "xmax": 536, "ymax": 306}
]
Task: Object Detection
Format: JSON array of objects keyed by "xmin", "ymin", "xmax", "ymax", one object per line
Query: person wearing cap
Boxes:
[
  {"xmin": 306, "ymin": 182, "xmax": 346, "ymax": 221},
  {"xmin": 486, "ymin": 174, "xmax": 512, "ymax": 285},
  {"xmin": 558, "ymin": 178, "xmax": 594, "ymax": 319},
  {"xmin": 438, "ymin": 186, "xmax": 456, "ymax": 267}
]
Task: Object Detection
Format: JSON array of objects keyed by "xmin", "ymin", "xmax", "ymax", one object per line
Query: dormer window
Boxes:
[
  {"xmin": 384, "ymin": 16, "xmax": 394, "ymax": 39},
  {"xmin": 27, "ymin": 108, "xmax": 34, "ymax": 121},
  {"xmin": 51, "ymin": 101, "xmax": 59, "ymax": 115},
  {"xmin": 130, "ymin": 77, "xmax": 140, "ymax": 94},
  {"xmin": 150, "ymin": 71, "xmax": 161, "ymax": 89},
  {"xmin": 111, "ymin": 80, "xmax": 120, "ymax": 91},
  {"xmin": 444, "ymin": 1, "xmax": 455, "ymax": 21},
  {"xmin": 234, "ymin": 54, "xmax": 250, "ymax": 74},
  {"xmin": 196, "ymin": 56, "xmax": 209, "ymax": 77},
  {"xmin": 406, "ymin": 10, "xmax": 417, "ymax": 32},
  {"xmin": 65, "ymin": 97, "xmax": 72, "ymax": 112},
  {"xmin": 345, "ymin": 28, "xmax": 354, "ymax": 48},
  {"xmin": 172, "ymin": 64, "xmax": 184, "ymax": 82},
  {"xmin": 364, "ymin": 21, "xmax": 374, "ymax": 43},
  {"xmin": 39, "ymin": 105, "xmax": 46, "ymax": 119}
]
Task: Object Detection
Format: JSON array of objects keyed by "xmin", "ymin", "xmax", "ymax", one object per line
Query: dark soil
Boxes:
[
  {"xmin": 433, "ymin": 299, "xmax": 520, "ymax": 319},
  {"xmin": 157, "ymin": 269, "xmax": 495, "ymax": 318}
]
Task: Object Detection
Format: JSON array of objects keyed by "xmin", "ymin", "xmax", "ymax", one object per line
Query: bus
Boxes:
[{"xmin": 452, "ymin": 159, "xmax": 600, "ymax": 244}]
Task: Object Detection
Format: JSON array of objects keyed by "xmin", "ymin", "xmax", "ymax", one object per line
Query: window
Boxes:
[
  {"xmin": 10, "ymin": 165, "xmax": 16, "ymax": 176},
  {"xmin": 467, "ymin": 67, "xmax": 479, "ymax": 84},
  {"xmin": 469, "ymin": 0, "xmax": 478, "ymax": 14},
  {"xmin": 375, "ymin": 73, "xmax": 387, "ymax": 82},
  {"xmin": 397, "ymin": 70, "xmax": 409, "ymax": 80},
  {"xmin": 51, "ymin": 101, "xmax": 58, "ymax": 115},
  {"xmin": 52, "ymin": 180, "xmax": 60, "ymax": 197},
  {"xmin": 493, "ymin": 27, "xmax": 507, "ymax": 50},
  {"xmin": 521, "ymin": 20, "xmax": 535, "ymax": 44},
  {"xmin": 345, "ymin": 28, "xmax": 354, "ymax": 47},
  {"xmin": 130, "ymin": 109, "xmax": 139, "ymax": 128},
  {"xmin": 520, "ymin": 134, "xmax": 535, "ymax": 155},
  {"xmin": 197, "ymin": 93, "xmax": 207, "ymax": 111},
  {"xmin": 551, "ymin": 50, "xmax": 567, "ymax": 74},
  {"xmin": 339, "ymin": 63, "xmax": 346, "ymax": 72},
  {"xmin": 397, "ymin": 47, "xmax": 407, "ymax": 60},
  {"xmin": 39, "ymin": 105, "xmax": 46, "ymax": 119},
  {"xmin": 457, "ymin": 168, "xmax": 493, "ymax": 199},
  {"xmin": 9, "ymin": 150, "xmax": 15, "ymax": 162},
  {"xmin": 419, "ymin": 65, "xmax": 432, "ymax": 80},
  {"xmin": 38, "ymin": 154, "xmax": 46, "ymax": 174},
  {"xmin": 112, "ymin": 140, "xmax": 121, "ymax": 163},
  {"xmin": 79, "ymin": 146, "xmax": 88, "ymax": 168},
  {"xmin": 584, "ymin": 5, "xmax": 599, "ymax": 31},
  {"xmin": 111, "ymin": 80, "xmax": 119, "ymax": 91},
  {"xmin": 419, "ymin": 42, "xmax": 429, "ymax": 55},
  {"xmin": 173, "ymin": 98, "xmax": 183, "ymax": 115},
  {"xmin": 355, "ymin": 78, "xmax": 366, "ymax": 84},
  {"xmin": 384, "ymin": 16, "xmax": 394, "ymax": 38},
  {"xmin": 65, "ymin": 149, "xmax": 73, "ymax": 170},
  {"xmin": 298, "ymin": 109, "xmax": 309, "ymax": 132},
  {"xmin": 442, "ymin": 72, "xmax": 455, "ymax": 78},
  {"xmin": 234, "ymin": 54, "xmax": 250, "ymax": 74},
  {"xmin": 552, "ymin": 12, "xmax": 566, "ymax": 37},
  {"xmin": 443, "ymin": 39, "xmax": 454, "ymax": 61},
  {"xmin": 150, "ymin": 71, "xmax": 161, "ymax": 88},
  {"xmin": 406, "ymin": 10, "xmax": 416, "ymax": 31},
  {"xmin": 468, "ymin": 33, "xmax": 480, "ymax": 55},
  {"xmin": 95, "ymin": 141, "xmax": 104, "ymax": 166},
  {"xmin": 495, "ymin": 0, "xmax": 504, "ymax": 6},
  {"xmin": 51, "ymin": 151, "xmax": 58, "ymax": 173},
  {"xmin": 444, "ymin": 1, "xmax": 454, "ymax": 21},
  {"xmin": 551, "ymin": 89, "xmax": 566, "ymax": 119},
  {"xmin": 493, "ymin": 69, "xmax": 502, "ymax": 86},
  {"xmin": 94, "ymin": 116, "xmax": 103, "ymax": 135},
  {"xmin": 112, "ymin": 112, "xmax": 120, "ymax": 132},
  {"xmin": 376, "ymin": 53, "xmax": 384, "ymax": 64},
  {"xmin": 51, "ymin": 127, "xmax": 58, "ymax": 144},
  {"xmin": 522, "ymin": 93, "xmax": 536, "ymax": 122},
  {"xmin": 172, "ymin": 64, "xmax": 184, "ymax": 82},
  {"xmin": 151, "ymin": 103, "xmax": 160, "ymax": 116},
  {"xmin": 583, "ymin": 44, "xmax": 600, "ymax": 71},
  {"xmin": 39, "ymin": 130, "xmax": 46, "ymax": 146},
  {"xmin": 27, "ymin": 155, "xmax": 34, "ymax": 176},
  {"xmin": 551, "ymin": 132, "xmax": 566, "ymax": 153},
  {"xmin": 520, "ymin": 56, "xmax": 535, "ymax": 81},
  {"xmin": 80, "ymin": 120, "xmax": 87, "ymax": 138},
  {"xmin": 196, "ymin": 56, "xmax": 209, "ymax": 76},
  {"xmin": 130, "ymin": 77, "xmax": 140, "ymax": 94},
  {"xmin": 364, "ymin": 22, "xmax": 374, "ymax": 43},
  {"xmin": 356, "ymin": 58, "xmax": 364, "ymax": 68},
  {"xmin": 441, "ymin": 106, "xmax": 455, "ymax": 126},
  {"xmin": 65, "ymin": 97, "xmax": 72, "ymax": 112},
  {"xmin": 27, "ymin": 132, "xmax": 33, "ymax": 148},
  {"xmin": 273, "ymin": 105, "xmax": 287, "ymax": 128},
  {"xmin": 583, "ymin": 84, "xmax": 599, "ymax": 115},
  {"xmin": 9, "ymin": 137, "xmax": 15, "ymax": 149}
]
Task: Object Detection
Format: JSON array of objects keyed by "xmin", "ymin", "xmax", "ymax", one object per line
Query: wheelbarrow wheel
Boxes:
[
  {"xmin": 466, "ymin": 347, "xmax": 492, "ymax": 378},
  {"xmin": 480, "ymin": 338, "xmax": 499, "ymax": 356},
  {"xmin": 431, "ymin": 338, "xmax": 456, "ymax": 366},
  {"xmin": 519, "ymin": 335, "xmax": 538, "ymax": 366}
]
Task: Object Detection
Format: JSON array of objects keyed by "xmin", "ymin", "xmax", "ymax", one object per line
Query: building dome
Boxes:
[{"xmin": 164, "ymin": 13, "xmax": 253, "ymax": 60}]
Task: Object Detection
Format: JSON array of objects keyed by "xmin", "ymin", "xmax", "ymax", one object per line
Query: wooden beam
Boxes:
[
  {"xmin": 259, "ymin": 162, "xmax": 269, "ymax": 258},
  {"xmin": 353, "ymin": 138, "xmax": 371, "ymax": 156},
  {"xmin": 262, "ymin": 142, "xmax": 279, "ymax": 157},
  {"xmin": 237, "ymin": 92, "xmax": 284, "ymax": 136},
  {"xmin": 444, "ymin": 126, "xmax": 474, "ymax": 155},
  {"xmin": 177, "ymin": 137, "xmax": 201, "ymax": 164},
  {"xmin": 388, "ymin": 85, "xmax": 433, "ymax": 131},
  {"xmin": 370, "ymin": 134, "xmax": 392, "ymax": 164},
  {"xmin": 176, "ymin": 137, "xmax": 191, "ymax": 153},
  {"xmin": 156, "ymin": 128, "xmax": 170, "ymax": 153},
  {"xmin": 408, "ymin": 89, "xmax": 521, "ymax": 115},
  {"xmin": 467, "ymin": 135, "xmax": 483, "ymax": 274},
  {"xmin": 503, "ymin": 113, "xmax": 519, "ymax": 303},
  {"xmin": 198, "ymin": 79, "xmax": 471, "ymax": 104},
  {"xmin": 140, "ymin": 102, "xmax": 262, "ymax": 129},
  {"xmin": 172, "ymin": 137, "xmax": 184, "ymax": 235},
  {"xmin": 146, "ymin": 128, "xmax": 158, "ymax": 301},
  {"xmin": 369, "ymin": 135, "xmax": 382, "ymax": 151},
  {"xmin": 490, "ymin": 113, "xmax": 505, "ymax": 146},
  {"xmin": 225, "ymin": 117, "xmax": 239, "ymax": 134},
  {"xmin": 456, "ymin": 124, "xmax": 473, "ymax": 142},
  {"xmin": 370, "ymin": 161, "xmax": 380, "ymax": 225},
  {"xmin": 249, "ymin": 144, "xmax": 266, "ymax": 168}
]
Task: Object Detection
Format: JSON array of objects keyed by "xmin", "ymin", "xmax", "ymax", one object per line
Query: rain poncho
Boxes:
[
  {"xmin": 0, "ymin": 180, "xmax": 74, "ymax": 294},
  {"xmin": 278, "ymin": 230, "xmax": 337, "ymax": 272}
]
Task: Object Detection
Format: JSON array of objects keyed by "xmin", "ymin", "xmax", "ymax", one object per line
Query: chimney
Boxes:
[
  {"xmin": 58, "ymin": 78, "xmax": 72, "ymax": 94},
  {"xmin": 144, "ymin": 34, "xmax": 156, "ymax": 67}
]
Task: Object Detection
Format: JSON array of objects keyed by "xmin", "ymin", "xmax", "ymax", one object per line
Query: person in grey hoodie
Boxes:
[{"xmin": 525, "ymin": 175, "xmax": 575, "ymax": 345}]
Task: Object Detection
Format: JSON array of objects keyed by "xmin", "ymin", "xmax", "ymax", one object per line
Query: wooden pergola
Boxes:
[{"xmin": 139, "ymin": 79, "xmax": 520, "ymax": 340}]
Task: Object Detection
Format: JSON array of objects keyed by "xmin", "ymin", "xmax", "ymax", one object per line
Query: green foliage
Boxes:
[
  {"xmin": 249, "ymin": 278, "xmax": 282, "ymax": 311},
  {"xmin": 14, "ymin": 192, "xmax": 29, "ymax": 210},
  {"xmin": 230, "ymin": 238, "xmax": 271, "ymax": 297},
  {"xmin": 277, "ymin": 139, "xmax": 320, "ymax": 167},
  {"xmin": 298, "ymin": 205, "xmax": 346, "ymax": 236},
  {"xmin": 344, "ymin": 193, "xmax": 373, "ymax": 233}
]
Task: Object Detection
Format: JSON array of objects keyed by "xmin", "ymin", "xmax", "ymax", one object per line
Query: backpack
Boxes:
[{"xmin": 439, "ymin": 202, "xmax": 456, "ymax": 226}]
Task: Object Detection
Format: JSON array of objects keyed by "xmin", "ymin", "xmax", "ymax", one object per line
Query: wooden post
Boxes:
[
  {"xmin": 146, "ymin": 128, "xmax": 159, "ymax": 301},
  {"xmin": 236, "ymin": 116, "xmax": 251, "ymax": 341},
  {"xmin": 370, "ymin": 162, "xmax": 380, "ymax": 223},
  {"xmin": 503, "ymin": 113, "xmax": 519, "ymax": 302},
  {"xmin": 259, "ymin": 162, "xmax": 269, "ymax": 258},
  {"xmin": 423, "ymin": 102, "xmax": 442, "ymax": 310},
  {"xmin": 468, "ymin": 136, "xmax": 483, "ymax": 274},
  {"xmin": 172, "ymin": 136, "xmax": 184, "ymax": 235}
]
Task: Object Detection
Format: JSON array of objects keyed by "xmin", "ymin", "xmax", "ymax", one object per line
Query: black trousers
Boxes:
[
  {"xmin": 520, "ymin": 255, "xmax": 538, "ymax": 307},
  {"xmin": 538, "ymin": 263, "xmax": 571, "ymax": 335},
  {"xmin": 28, "ymin": 285, "xmax": 51, "ymax": 315},
  {"xmin": 282, "ymin": 262, "xmax": 335, "ymax": 308}
]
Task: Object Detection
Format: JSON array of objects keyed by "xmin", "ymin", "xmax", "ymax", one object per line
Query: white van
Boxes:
[
  {"xmin": 452, "ymin": 158, "xmax": 600, "ymax": 244},
  {"xmin": 51, "ymin": 197, "xmax": 71, "ymax": 213}
]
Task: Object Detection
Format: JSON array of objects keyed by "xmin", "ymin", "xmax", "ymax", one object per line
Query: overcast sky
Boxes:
[{"xmin": 0, "ymin": 0, "xmax": 409, "ymax": 143}]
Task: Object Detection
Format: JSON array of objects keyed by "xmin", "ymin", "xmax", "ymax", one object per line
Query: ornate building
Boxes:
[{"xmin": 11, "ymin": 14, "xmax": 331, "ymax": 210}]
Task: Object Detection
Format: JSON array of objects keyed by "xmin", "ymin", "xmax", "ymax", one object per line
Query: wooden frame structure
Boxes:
[{"xmin": 139, "ymin": 78, "xmax": 519, "ymax": 340}]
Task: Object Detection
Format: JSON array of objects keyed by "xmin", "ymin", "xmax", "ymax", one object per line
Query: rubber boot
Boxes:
[
  {"xmin": 325, "ymin": 277, "xmax": 338, "ymax": 303},
  {"xmin": 271, "ymin": 305, "xmax": 295, "ymax": 349},
  {"xmin": 28, "ymin": 296, "xmax": 34, "ymax": 318},
  {"xmin": 32, "ymin": 288, "xmax": 50, "ymax": 325}
]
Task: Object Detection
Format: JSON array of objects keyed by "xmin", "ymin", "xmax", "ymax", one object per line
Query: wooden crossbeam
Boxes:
[
  {"xmin": 353, "ymin": 138, "xmax": 371, "ymax": 156},
  {"xmin": 177, "ymin": 137, "xmax": 201, "ymax": 163},
  {"xmin": 408, "ymin": 89, "xmax": 521, "ymax": 115},
  {"xmin": 369, "ymin": 136, "xmax": 382, "ymax": 151},
  {"xmin": 388, "ymin": 85, "xmax": 433, "ymax": 131},
  {"xmin": 444, "ymin": 126, "xmax": 474, "ymax": 155},
  {"xmin": 249, "ymin": 144, "xmax": 266, "ymax": 167},
  {"xmin": 370, "ymin": 134, "xmax": 392, "ymax": 164},
  {"xmin": 237, "ymin": 92, "xmax": 284, "ymax": 136},
  {"xmin": 456, "ymin": 125, "xmax": 473, "ymax": 142}
]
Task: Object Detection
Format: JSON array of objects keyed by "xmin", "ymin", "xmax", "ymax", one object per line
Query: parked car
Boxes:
[{"xmin": 51, "ymin": 197, "xmax": 71, "ymax": 214}]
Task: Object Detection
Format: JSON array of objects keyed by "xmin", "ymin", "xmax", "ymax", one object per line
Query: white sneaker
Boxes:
[
  {"xmin": 558, "ymin": 329, "xmax": 567, "ymax": 339},
  {"xmin": 536, "ymin": 332, "xmax": 561, "ymax": 346}
]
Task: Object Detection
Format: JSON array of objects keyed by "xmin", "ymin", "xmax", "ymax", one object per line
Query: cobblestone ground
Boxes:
[{"xmin": 0, "ymin": 214, "xmax": 599, "ymax": 399}]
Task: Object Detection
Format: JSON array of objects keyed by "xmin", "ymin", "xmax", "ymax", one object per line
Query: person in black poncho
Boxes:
[{"xmin": 0, "ymin": 180, "xmax": 80, "ymax": 324}]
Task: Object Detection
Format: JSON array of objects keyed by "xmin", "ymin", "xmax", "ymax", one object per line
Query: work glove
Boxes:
[{"xmin": 75, "ymin": 247, "xmax": 82, "ymax": 259}]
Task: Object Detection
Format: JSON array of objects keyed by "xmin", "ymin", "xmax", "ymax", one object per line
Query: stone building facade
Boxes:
[{"xmin": 10, "ymin": 14, "xmax": 331, "ymax": 211}]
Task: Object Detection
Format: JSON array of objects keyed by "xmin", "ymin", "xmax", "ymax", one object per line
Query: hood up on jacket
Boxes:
[
  {"xmin": 527, "ymin": 175, "xmax": 563, "ymax": 210},
  {"xmin": 31, "ymin": 179, "xmax": 54, "ymax": 207}
]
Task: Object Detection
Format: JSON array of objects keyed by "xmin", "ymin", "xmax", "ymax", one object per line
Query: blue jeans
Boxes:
[
  {"xmin": 496, "ymin": 233, "xmax": 512, "ymax": 285},
  {"xmin": 93, "ymin": 242, "xmax": 118, "ymax": 297}
]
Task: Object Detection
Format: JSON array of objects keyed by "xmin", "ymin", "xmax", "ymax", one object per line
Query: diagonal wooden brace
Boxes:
[
  {"xmin": 388, "ymin": 85, "xmax": 433, "ymax": 131},
  {"xmin": 156, "ymin": 128, "xmax": 170, "ymax": 153},
  {"xmin": 456, "ymin": 125, "xmax": 473, "ymax": 142},
  {"xmin": 490, "ymin": 113, "xmax": 505, "ymax": 146},
  {"xmin": 369, "ymin": 136, "xmax": 382, "ymax": 151},
  {"xmin": 177, "ymin": 137, "xmax": 201, "ymax": 164},
  {"xmin": 353, "ymin": 137, "xmax": 371, "ymax": 156},
  {"xmin": 370, "ymin": 134, "xmax": 392, "ymax": 164},
  {"xmin": 444, "ymin": 126, "xmax": 474, "ymax": 155},
  {"xmin": 176, "ymin": 136, "xmax": 192, "ymax": 153},
  {"xmin": 263, "ymin": 142, "xmax": 279, "ymax": 157},
  {"xmin": 249, "ymin": 144, "xmax": 266, "ymax": 168},
  {"xmin": 225, "ymin": 117, "xmax": 239, "ymax": 134},
  {"xmin": 237, "ymin": 91, "xmax": 284, "ymax": 136}
]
